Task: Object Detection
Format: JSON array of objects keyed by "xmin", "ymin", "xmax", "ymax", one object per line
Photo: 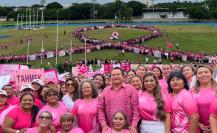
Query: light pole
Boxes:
[
  {"xmin": 27, "ymin": 40, "xmax": 30, "ymax": 64},
  {"xmin": 16, "ymin": 14, "xmax": 19, "ymax": 30},
  {"xmin": 84, "ymin": 38, "xmax": 87, "ymax": 65},
  {"xmin": 152, "ymin": 0, "xmax": 155, "ymax": 20},
  {"xmin": 41, "ymin": 40, "xmax": 44, "ymax": 64},
  {"xmin": 26, "ymin": 8, "xmax": 28, "ymax": 29},
  {"xmin": 70, "ymin": 40, "xmax": 73, "ymax": 62},
  {"xmin": 91, "ymin": 0, "xmax": 97, "ymax": 20},
  {"xmin": 55, "ymin": 11, "xmax": 59, "ymax": 65}
]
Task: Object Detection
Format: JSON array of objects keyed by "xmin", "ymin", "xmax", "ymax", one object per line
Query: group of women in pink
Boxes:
[{"xmin": 0, "ymin": 64, "xmax": 217, "ymax": 133}]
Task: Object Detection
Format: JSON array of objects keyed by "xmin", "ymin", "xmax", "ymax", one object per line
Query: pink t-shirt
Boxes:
[
  {"xmin": 210, "ymin": 96, "xmax": 217, "ymax": 116},
  {"xmin": 26, "ymin": 127, "xmax": 52, "ymax": 133},
  {"xmin": 159, "ymin": 79, "xmax": 168, "ymax": 95},
  {"xmin": 0, "ymin": 105, "xmax": 8, "ymax": 133},
  {"xmin": 72, "ymin": 98, "xmax": 98, "ymax": 133},
  {"xmin": 0, "ymin": 105, "xmax": 9, "ymax": 114},
  {"xmin": 6, "ymin": 106, "xmax": 32, "ymax": 130},
  {"xmin": 138, "ymin": 91, "xmax": 171, "ymax": 121},
  {"xmin": 34, "ymin": 98, "xmax": 44, "ymax": 109},
  {"xmin": 7, "ymin": 96, "xmax": 19, "ymax": 105},
  {"xmin": 56, "ymin": 127, "xmax": 84, "ymax": 133},
  {"xmin": 168, "ymin": 89, "xmax": 198, "ymax": 133},
  {"xmin": 105, "ymin": 128, "xmax": 130, "ymax": 133},
  {"xmin": 36, "ymin": 102, "xmax": 67, "ymax": 130},
  {"xmin": 191, "ymin": 88, "xmax": 216, "ymax": 126}
]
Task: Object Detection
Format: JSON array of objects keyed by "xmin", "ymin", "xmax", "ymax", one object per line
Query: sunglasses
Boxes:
[
  {"xmin": 47, "ymin": 93, "xmax": 58, "ymax": 97},
  {"xmin": 39, "ymin": 115, "xmax": 51, "ymax": 120},
  {"xmin": 66, "ymin": 83, "xmax": 75, "ymax": 87}
]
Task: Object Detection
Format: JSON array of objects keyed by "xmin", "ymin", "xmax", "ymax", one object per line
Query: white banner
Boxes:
[
  {"xmin": 59, "ymin": 50, "xmax": 66, "ymax": 57},
  {"xmin": 87, "ymin": 48, "xmax": 91, "ymax": 53},
  {"xmin": 57, "ymin": 72, "xmax": 69, "ymax": 81},
  {"xmin": 182, "ymin": 55, "xmax": 187, "ymax": 61},
  {"xmin": 153, "ymin": 50, "xmax": 161, "ymax": 58},
  {"xmin": 47, "ymin": 51, "xmax": 54, "ymax": 58},
  {"xmin": 0, "ymin": 75, "xmax": 11, "ymax": 89},
  {"xmin": 133, "ymin": 48, "xmax": 140, "ymax": 54},
  {"xmin": 96, "ymin": 45, "xmax": 101, "ymax": 50},
  {"xmin": 28, "ymin": 55, "xmax": 36, "ymax": 61}
]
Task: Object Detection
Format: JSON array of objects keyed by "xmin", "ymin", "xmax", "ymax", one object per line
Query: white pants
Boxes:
[{"xmin": 140, "ymin": 120, "xmax": 165, "ymax": 133}]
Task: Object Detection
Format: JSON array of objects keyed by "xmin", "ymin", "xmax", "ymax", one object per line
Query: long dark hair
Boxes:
[
  {"xmin": 167, "ymin": 71, "xmax": 189, "ymax": 93},
  {"xmin": 142, "ymin": 72, "xmax": 166, "ymax": 121},
  {"xmin": 20, "ymin": 93, "xmax": 39, "ymax": 127},
  {"xmin": 65, "ymin": 78, "xmax": 79, "ymax": 101},
  {"xmin": 93, "ymin": 74, "xmax": 106, "ymax": 90},
  {"xmin": 38, "ymin": 85, "xmax": 49, "ymax": 105},
  {"xmin": 152, "ymin": 66, "xmax": 163, "ymax": 80}
]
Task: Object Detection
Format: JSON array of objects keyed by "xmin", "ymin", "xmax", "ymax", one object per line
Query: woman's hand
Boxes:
[
  {"xmin": 102, "ymin": 125, "xmax": 109, "ymax": 133},
  {"xmin": 129, "ymin": 126, "xmax": 137, "ymax": 133}
]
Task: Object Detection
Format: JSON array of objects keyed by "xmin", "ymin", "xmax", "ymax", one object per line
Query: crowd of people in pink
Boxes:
[
  {"xmin": 0, "ymin": 64, "xmax": 217, "ymax": 133},
  {"xmin": 1, "ymin": 25, "xmax": 217, "ymax": 64}
]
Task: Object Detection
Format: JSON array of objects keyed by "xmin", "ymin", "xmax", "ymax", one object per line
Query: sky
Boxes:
[{"xmin": 0, "ymin": 0, "xmax": 199, "ymax": 7}]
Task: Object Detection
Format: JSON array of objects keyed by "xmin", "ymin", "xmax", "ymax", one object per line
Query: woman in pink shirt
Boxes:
[
  {"xmin": 136, "ymin": 65, "xmax": 146, "ymax": 80},
  {"xmin": 209, "ymin": 96, "xmax": 217, "ymax": 133},
  {"xmin": 106, "ymin": 111, "xmax": 130, "ymax": 133},
  {"xmin": 159, "ymin": 65, "xmax": 172, "ymax": 95},
  {"xmin": 167, "ymin": 71, "xmax": 199, "ymax": 133},
  {"xmin": 0, "ymin": 90, "xmax": 9, "ymax": 133},
  {"xmin": 20, "ymin": 84, "xmax": 44, "ymax": 109},
  {"xmin": 39, "ymin": 85, "xmax": 50, "ymax": 105},
  {"xmin": 31, "ymin": 79, "xmax": 43, "ymax": 100},
  {"xmin": 130, "ymin": 76, "xmax": 142, "ymax": 91},
  {"xmin": 36, "ymin": 88, "xmax": 68, "ymax": 130},
  {"xmin": 3, "ymin": 93, "xmax": 39, "ymax": 133},
  {"xmin": 57, "ymin": 113, "xmax": 84, "ymax": 133},
  {"xmin": 26, "ymin": 111, "xmax": 56, "ymax": 133},
  {"xmin": 0, "ymin": 90, "xmax": 9, "ymax": 115},
  {"xmin": 72, "ymin": 79, "xmax": 99, "ymax": 133},
  {"xmin": 181, "ymin": 65, "xmax": 196, "ymax": 89},
  {"xmin": 152, "ymin": 66, "xmax": 163, "ymax": 80},
  {"xmin": 93, "ymin": 74, "xmax": 106, "ymax": 95},
  {"xmin": 138, "ymin": 72, "xmax": 170, "ymax": 133},
  {"xmin": 191, "ymin": 65, "xmax": 217, "ymax": 132},
  {"xmin": 125, "ymin": 70, "xmax": 136, "ymax": 84}
]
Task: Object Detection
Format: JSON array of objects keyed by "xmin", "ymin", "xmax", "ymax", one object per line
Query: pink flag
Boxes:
[{"xmin": 167, "ymin": 41, "xmax": 174, "ymax": 48}]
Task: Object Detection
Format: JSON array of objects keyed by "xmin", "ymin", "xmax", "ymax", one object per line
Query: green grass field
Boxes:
[
  {"xmin": 0, "ymin": 24, "xmax": 216, "ymax": 67},
  {"xmin": 84, "ymin": 27, "xmax": 150, "ymax": 42}
]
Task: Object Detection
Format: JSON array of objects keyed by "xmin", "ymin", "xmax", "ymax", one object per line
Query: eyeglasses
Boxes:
[
  {"xmin": 47, "ymin": 93, "xmax": 58, "ymax": 97},
  {"xmin": 66, "ymin": 83, "xmax": 75, "ymax": 87},
  {"xmin": 39, "ymin": 115, "xmax": 51, "ymax": 120}
]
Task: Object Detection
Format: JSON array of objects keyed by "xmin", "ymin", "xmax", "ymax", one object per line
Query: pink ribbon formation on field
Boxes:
[{"xmin": 1, "ymin": 24, "xmax": 217, "ymax": 63}]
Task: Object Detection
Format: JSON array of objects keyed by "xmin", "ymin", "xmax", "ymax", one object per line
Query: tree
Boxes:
[
  {"xmin": 210, "ymin": 8, "xmax": 217, "ymax": 18},
  {"xmin": 98, "ymin": 3, "xmax": 116, "ymax": 19},
  {"xmin": 168, "ymin": 3, "xmax": 178, "ymax": 19},
  {"xmin": 114, "ymin": 0, "xmax": 133, "ymax": 20},
  {"xmin": 208, "ymin": 0, "xmax": 217, "ymax": 9},
  {"xmin": 188, "ymin": 6, "xmax": 210, "ymax": 19},
  {"xmin": 31, "ymin": 4, "xmax": 41, "ymax": 9},
  {"xmin": 127, "ymin": 1, "xmax": 146, "ymax": 16},
  {"xmin": 46, "ymin": 2, "xmax": 63, "ymax": 9}
]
